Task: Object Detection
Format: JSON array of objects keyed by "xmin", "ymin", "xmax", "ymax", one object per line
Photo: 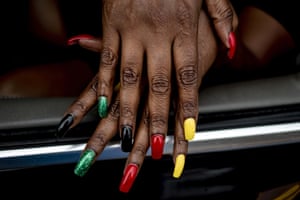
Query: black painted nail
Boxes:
[
  {"xmin": 121, "ymin": 126, "xmax": 133, "ymax": 152},
  {"xmin": 56, "ymin": 114, "xmax": 74, "ymax": 138}
]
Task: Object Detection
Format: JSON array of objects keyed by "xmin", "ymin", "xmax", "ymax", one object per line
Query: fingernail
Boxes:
[
  {"xmin": 184, "ymin": 118, "xmax": 196, "ymax": 141},
  {"xmin": 98, "ymin": 96, "xmax": 108, "ymax": 118},
  {"xmin": 121, "ymin": 126, "xmax": 133, "ymax": 152},
  {"xmin": 173, "ymin": 154, "xmax": 185, "ymax": 178},
  {"xmin": 151, "ymin": 134, "xmax": 165, "ymax": 160},
  {"xmin": 119, "ymin": 163, "xmax": 138, "ymax": 193},
  {"xmin": 228, "ymin": 31, "xmax": 236, "ymax": 59},
  {"xmin": 74, "ymin": 149, "xmax": 96, "ymax": 177},
  {"xmin": 56, "ymin": 114, "xmax": 74, "ymax": 138},
  {"xmin": 67, "ymin": 34, "xmax": 94, "ymax": 46}
]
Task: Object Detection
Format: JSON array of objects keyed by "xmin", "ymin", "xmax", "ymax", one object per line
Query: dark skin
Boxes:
[
  {"xmin": 63, "ymin": 7, "xmax": 218, "ymax": 191},
  {"xmin": 97, "ymin": 0, "xmax": 238, "ymax": 152},
  {"xmin": 60, "ymin": 3, "xmax": 296, "ymax": 193}
]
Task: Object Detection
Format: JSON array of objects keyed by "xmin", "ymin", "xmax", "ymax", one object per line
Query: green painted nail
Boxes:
[
  {"xmin": 74, "ymin": 149, "xmax": 96, "ymax": 177},
  {"xmin": 98, "ymin": 96, "xmax": 108, "ymax": 118}
]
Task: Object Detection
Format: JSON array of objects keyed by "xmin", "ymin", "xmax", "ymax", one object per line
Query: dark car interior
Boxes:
[{"xmin": 1, "ymin": 1, "xmax": 300, "ymax": 199}]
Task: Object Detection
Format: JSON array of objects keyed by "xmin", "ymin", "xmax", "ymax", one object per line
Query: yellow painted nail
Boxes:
[
  {"xmin": 184, "ymin": 118, "xmax": 195, "ymax": 140},
  {"xmin": 173, "ymin": 154, "xmax": 185, "ymax": 178}
]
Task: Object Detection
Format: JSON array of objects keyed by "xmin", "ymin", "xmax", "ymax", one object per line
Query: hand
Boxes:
[
  {"xmin": 97, "ymin": 0, "xmax": 237, "ymax": 158},
  {"xmin": 58, "ymin": 7, "xmax": 219, "ymax": 193}
]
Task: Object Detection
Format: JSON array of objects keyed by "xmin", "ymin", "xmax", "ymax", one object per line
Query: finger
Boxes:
[
  {"xmin": 205, "ymin": 0, "xmax": 238, "ymax": 59},
  {"xmin": 67, "ymin": 34, "xmax": 103, "ymax": 53},
  {"xmin": 78, "ymin": 37, "xmax": 103, "ymax": 53},
  {"xmin": 173, "ymin": 28, "xmax": 198, "ymax": 142},
  {"xmin": 171, "ymin": 9, "xmax": 218, "ymax": 179},
  {"xmin": 74, "ymin": 93, "xmax": 120, "ymax": 177},
  {"xmin": 119, "ymin": 38, "xmax": 144, "ymax": 152},
  {"xmin": 97, "ymin": 26, "xmax": 120, "ymax": 118},
  {"xmin": 67, "ymin": 34, "xmax": 95, "ymax": 46},
  {"xmin": 172, "ymin": 110, "xmax": 188, "ymax": 179},
  {"xmin": 197, "ymin": 9, "xmax": 218, "ymax": 76},
  {"xmin": 56, "ymin": 75, "xmax": 99, "ymax": 138},
  {"xmin": 146, "ymin": 43, "xmax": 171, "ymax": 160},
  {"xmin": 119, "ymin": 106, "xmax": 150, "ymax": 193}
]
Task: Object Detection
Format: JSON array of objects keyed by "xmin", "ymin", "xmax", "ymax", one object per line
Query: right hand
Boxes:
[
  {"xmin": 60, "ymin": 6, "xmax": 220, "ymax": 192},
  {"xmin": 97, "ymin": 0, "xmax": 237, "ymax": 159}
]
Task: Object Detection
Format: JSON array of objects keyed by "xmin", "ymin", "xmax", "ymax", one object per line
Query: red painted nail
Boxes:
[
  {"xmin": 151, "ymin": 134, "xmax": 165, "ymax": 160},
  {"xmin": 119, "ymin": 164, "xmax": 138, "ymax": 193},
  {"xmin": 67, "ymin": 34, "xmax": 94, "ymax": 46},
  {"xmin": 228, "ymin": 32, "xmax": 236, "ymax": 59}
]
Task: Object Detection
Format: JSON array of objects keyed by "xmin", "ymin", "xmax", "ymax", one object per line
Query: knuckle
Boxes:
[
  {"xmin": 122, "ymin": 66, "xmax": 139, "ymax": 86},
  {"xmin": 182, "ymin": 101, "xmax": 197, "ymax": 116},
  {"xmin": 73, "ymin": 100, "xmax": 89, "ymax": 114},
  {"xmin": 147, "ymin": 5, "xmax": 167, "ymax": 30},
  {"xmin": 121, "ymin": 104, "xmax": 134, "ymax": 119},
  {"xmin": 151, "ymin": 74, "xmax": 169, "ymax": 95},
  {"xmin": 176, "ymin": 135, "xmax": 188, "ymax": 146},
  {"xmin": 213, "ymin": 3, "xmax": 233, "ymax": 24},
  {"xmin": 132, "ymin": 143, "xmax": 147, "ymax": 157},
  {"xmin": 95, "ymin": 133, "xmax": 107, "ymax": 147},
  {"xmin": 150, "ymin": 114, "xmax": 167, "ymax": 130},
  {"xmin": 101, "ymin": 47, "xmax": 118, "ymax": 67},
  {"xmin": 176, "ymin": 1, "xmax": 193, "ymax": 28},
  {"xmin": 103, "ymin": 1, "xmax": 118, "ymax": 22},
  {"xmin": 219, "ymin": 7, "xmax": 233, "ymax": 21},
  {"xmin": 178, "ymin": 65, "xmax": 197, "ymax": 86},
  {"xmin": 108, "ymin": 99, "xmax": 120, "ymax": 119},
  {"xmin": 116, "ymin": 8, "xmax": 137, "ymax": 30},
  {"xmin": 90, "ymin": 132, "xmax": 108, "ymax": 149}
]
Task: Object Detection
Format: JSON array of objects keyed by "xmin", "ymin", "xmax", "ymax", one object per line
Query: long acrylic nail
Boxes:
[
  {"xmin": 119, "ymin": 163, "xmax": 138, "ymax": 193},
  {"xmin": 151, "ymin": 134, "xmax": 165, "ymax": 160},
  {"xmin": 98, "ymin": 96, "xmax": 108, "ymax": 118},
  {"xmin": 74, "ymin": 149, "xmax": 96, "ymax": 177},
  {"xmin": 56, "ymin": 114, "xmax": 74, "ymax": 138},
  {"xmin": 173, "ymin": 154, "xmax": 185, "ymax": 178},
  {"xmin": 67, "ymin": 34, "xmax": 94, "ymax": 46},
  {"xmin": 184, "ymin": 118, "xmax": 196, "ymax": 141},
  {"xmin": 228, "ymin": 31, "xmax": 236, "ymax": 59},
  {"xmin": 121, "ymin": 126, "xmax": 133, "ymax": 152}
]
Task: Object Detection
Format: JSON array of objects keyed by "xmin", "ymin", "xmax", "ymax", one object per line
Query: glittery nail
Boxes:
[
  {"xmin": 98, "ymin": 96, "xmax": 108, "ymax": 118},
  {"xmin": 74, "ymin": 149, "xmax": 96, "ymax": 177}
]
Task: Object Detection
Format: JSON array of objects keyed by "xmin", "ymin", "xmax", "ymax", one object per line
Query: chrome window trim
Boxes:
[{"xmin": 1, "ymin": 122, "xmax": 300, "ymax": 171}]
